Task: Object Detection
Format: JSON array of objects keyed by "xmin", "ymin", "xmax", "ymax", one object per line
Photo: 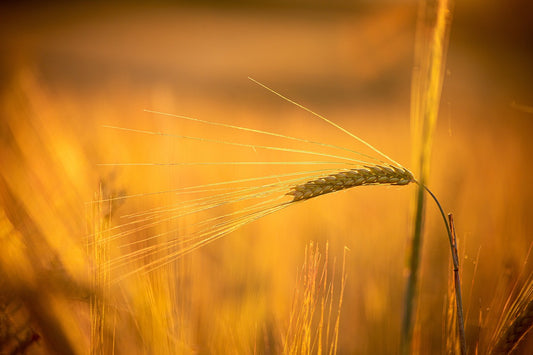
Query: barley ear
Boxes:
[
  {"xmin": 287, "ymin": 165, "xmax": 414, "ymax": 202},
  {"xmin": 491, "ymin": 284, "xmax": 533, "ymax": 354}
]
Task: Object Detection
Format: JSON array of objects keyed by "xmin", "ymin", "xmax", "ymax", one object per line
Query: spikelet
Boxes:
[{"xmin": 287, "ymin": 165, "xmax": 414, "ymax": 201}]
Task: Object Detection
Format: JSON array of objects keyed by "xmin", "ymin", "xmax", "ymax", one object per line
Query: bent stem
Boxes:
[{"xmin": 421, "ymin": 183, "xmax": 466, "ymax": 354}]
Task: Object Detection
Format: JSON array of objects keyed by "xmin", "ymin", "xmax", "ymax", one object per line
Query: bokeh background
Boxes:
[{"xmin": 1, "ymin": 1, "xmax": 532, "ymax": 354}]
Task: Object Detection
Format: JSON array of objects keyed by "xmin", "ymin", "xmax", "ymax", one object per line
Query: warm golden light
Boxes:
[{"xmin": 1, "ymin": 1, "xmax": 532, "ymax": 354}]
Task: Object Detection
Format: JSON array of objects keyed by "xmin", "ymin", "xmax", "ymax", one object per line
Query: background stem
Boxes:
[
  {"xmin": 402, "ymin": 0, "xmax": 454, "ymax": 353},
  {"xmin": 401, "ymin": 178, "xmax": 426, "ymax": 354}
]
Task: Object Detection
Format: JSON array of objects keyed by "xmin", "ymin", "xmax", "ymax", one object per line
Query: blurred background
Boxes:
[{"xmin": 1, "ymin": 0, "xmax": 532, "ymax": 354}]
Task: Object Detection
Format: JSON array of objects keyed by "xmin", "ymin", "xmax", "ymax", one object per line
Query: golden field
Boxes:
[{"xmin": 1, "ymin": 1, "xmax": 532, "ymax": 354}]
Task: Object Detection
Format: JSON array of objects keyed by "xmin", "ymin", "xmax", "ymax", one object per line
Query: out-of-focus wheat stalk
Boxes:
[
  {"xmin": 403, "ymin": 0, "xmax": 456, "ymax": 353},
  {"xmin": 88, "ymin": 185, "xmax": 112, "ymax": 355},
  {"xmin": 283, "ymin": 242, "xmax": 347, "ymax": 355}
]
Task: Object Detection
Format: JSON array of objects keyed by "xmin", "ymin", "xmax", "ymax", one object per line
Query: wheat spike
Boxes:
[
  {"xmin": 287, "ymin": 165, "xmax": 414, "ymax": 201},
  {"xmin": 491, "ymin": 278, "xmax": 533, "ymax": 355},
  {"xmin": 491, "ymin": 300, "xmax": 533, "ymax": 354}
]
